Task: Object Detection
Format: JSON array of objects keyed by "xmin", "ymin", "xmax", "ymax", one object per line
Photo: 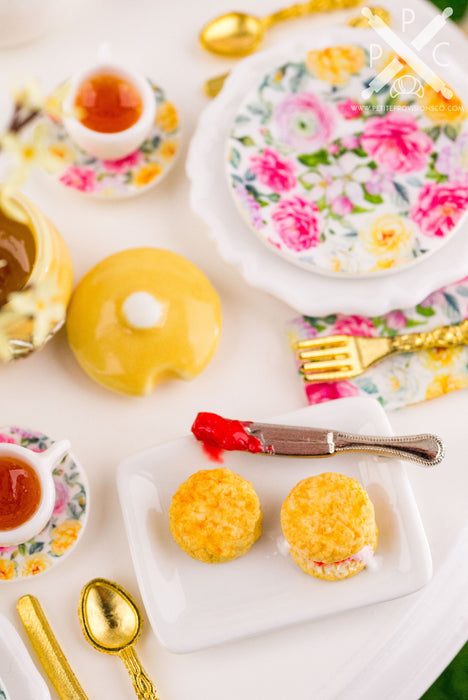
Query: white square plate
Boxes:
[
  {"xmin": 0, "ymin": 615, "xmax": 50, "ymax": 700},
  {"xmin": 117, "ymin": 397, "xmax": 432, "ymax": 653}
]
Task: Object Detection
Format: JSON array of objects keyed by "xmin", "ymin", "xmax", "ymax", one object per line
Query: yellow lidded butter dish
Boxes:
[{"xmin": 66, "ymin": 248, "xmax": 222, "ymax": 395}]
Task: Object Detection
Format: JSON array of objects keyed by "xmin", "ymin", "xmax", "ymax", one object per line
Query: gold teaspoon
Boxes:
[
  {"xmin": 200, "ymin": 0, "xmax": 363, "ymax": 57},
  {"xmin": 79, "ymin": 578, "xmax": 159, "ymax": 700},
  {"xmin": 203, "ymin": 5, "xmax": 391, "ymax": 98}
]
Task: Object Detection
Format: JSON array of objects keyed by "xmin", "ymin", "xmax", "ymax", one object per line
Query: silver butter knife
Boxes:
[
  {"xmin": 191, "ymin": 413, "xmax": 445, "ymax": 467},
  {"xmin": 245, "ymin": 422, "xmax": 445, "ymax": 466}
]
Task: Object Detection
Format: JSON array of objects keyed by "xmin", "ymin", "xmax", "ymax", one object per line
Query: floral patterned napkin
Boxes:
[{"xmin": 287, "ymin": 276, "xmax": 468, "ymax": 410}]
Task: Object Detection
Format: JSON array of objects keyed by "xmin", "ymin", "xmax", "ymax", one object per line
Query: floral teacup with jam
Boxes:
[
  {"xmin": 0, "ymin": 189, "xmax": 73, "ymax": 360},
  {"xmin": 63, "ymin": 61, "xmax": 156, "ymax": 160},
  {"xmin": 0, "ymin": 439, "xmax": 70, "ymax": 546}
]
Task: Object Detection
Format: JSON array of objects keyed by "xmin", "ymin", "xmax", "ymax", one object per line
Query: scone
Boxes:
[
  {"xmin": 281, "ymin": 472, "xmax": 378, "ymax": 581},
  {"xmin": 169, "ymin": 468, "xmax": 262, "ymax": 563}
]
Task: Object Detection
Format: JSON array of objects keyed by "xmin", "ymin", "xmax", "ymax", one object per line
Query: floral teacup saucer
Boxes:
[
  {"xmin": 226, "ymin": 34, "xmax": 468, "ymax": 277},
  {"xmin": 0, "ymin": 427, "xmax": 89, "ymax": 581},
  {"xmin": 44, "ymin": 82, "xmax": 180, "ymax": 199}
]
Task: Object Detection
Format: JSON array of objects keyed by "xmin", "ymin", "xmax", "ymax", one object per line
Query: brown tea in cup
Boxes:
[
  {"xmin": 0, "ymin": 457, "xmax": 41, "ymax": 530},
  {"xmin": 75, "ymin": 73, "xmax": 143, "ymax": 133}
]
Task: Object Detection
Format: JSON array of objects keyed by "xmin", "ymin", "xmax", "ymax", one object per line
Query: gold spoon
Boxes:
[
  {"xmin": 203, "ymin": 5, "xmax": 391, "ymax": 97},
  {"xmin": 200, "ymin": 0, "xmax": 362, "ymax": 57},
  {"xmin": 79, "ymin": 578, "xmax": 159, "ymax": 700}
]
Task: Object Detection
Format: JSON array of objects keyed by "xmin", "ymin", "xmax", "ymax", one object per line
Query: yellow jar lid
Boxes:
[{"xmin": 66, "ymin": 248, "xmax": 222, "ymax": 395}]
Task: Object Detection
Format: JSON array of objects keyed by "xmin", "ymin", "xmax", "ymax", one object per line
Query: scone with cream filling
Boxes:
[{"xmin": 281, "ymin": 472, "xmax": 378, "ymax": 581}]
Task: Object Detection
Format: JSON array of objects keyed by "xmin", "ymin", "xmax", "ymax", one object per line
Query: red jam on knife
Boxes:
[
  {"xmin": 191, "ymin": 412, "xmax": 264, "ymax": 462},
  {"xmin": 0, "ymin": 457, "xmax": 41, "ymax": 531}
]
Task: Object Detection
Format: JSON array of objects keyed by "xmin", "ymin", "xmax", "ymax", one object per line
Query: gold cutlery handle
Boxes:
[
  {"xmin": 204, "ymin": 72, "xmax": 230, "ymax": 98},
  {"xmin": 119, "ymin": 646, "xmax": 160, "ymax": 700},
  {"xmin": 391, "ymin": 320, "xmax": 468, "ymax": 353},
  {"xmin": 334, "ymin": 432, "xmax": 445, "ymax": 466},
  {"xmin": 264, "ymin": 0, "xmax": 362, "ymax": 27},
  {"xmin": 17, "ymin": 595, "xmax": 89, "ymax": 700}
]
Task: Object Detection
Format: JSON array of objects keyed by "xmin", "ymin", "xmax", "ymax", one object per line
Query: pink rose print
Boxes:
[
  {"xmin": 361, "ymin": 112, "xmax": 432, "ymax": 174},
  {"xmin": 331, "ymin": 196, "xmax": 353, "ymax": 216},
  {"xmin": 249, "ymin": 148, "xmax": 296, "ymax": 192},
  {"xmin": 11, "ymin": 427, "xmax": 42, "ymax": 440},
  {"xmin": 0, "ymin": 545, "xmax": 17, "ymax": 555},
  {"xmin": 337, "ymin": 99, "xmax": 363, "ymax": 120},
  {"xmin": 341, "ymin": 134, "xmax": 360, "ymax": 150},
  {"xmin": 333, "ymin": 315, "xmax": 375, "ymax": 337},
  {"xmin": 411, "ymin": 182, "xmax": 468, "ymax": 238},
  {"xmin": 386, "ymin": 310, "xmax": 407, "ymax": 330},
  {"xmin": 0, "ymin": 433, "xmax": 15, "ymax": 444},
  {"xmin": 306, "ymin": 380, "xmax": 360, "ymax": 405},
  {"xmin": 60, "ymin": 166, "xmax": 97, "ymax": 193},
  {"xmin": 271, "ymin": 196, "xmax": 321, "ymax": 251},
  {"xmin": 102, "ymin": 151, "xmax": 141, "ymax": 173},
  {"xmin": 275, "ymin": 92, "xmax": 335, "ymax": 150},
  {"xmin": 53, "ymin": 478, "xmax": 69, "ymax": 515}
]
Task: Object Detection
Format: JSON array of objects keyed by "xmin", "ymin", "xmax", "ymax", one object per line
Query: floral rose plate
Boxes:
[
  {"xmin": 0, "ymin": 427, "xmax": 89, "ymax": 581},
  {"xmin": 226, "ymin": 38, "xmax": 468, "ymax": 276},
  {"xmin": 44, "ymin": 82, "xmax": 180, "ymax": 199}
]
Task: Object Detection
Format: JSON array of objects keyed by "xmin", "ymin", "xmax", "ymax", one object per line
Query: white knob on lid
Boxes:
[{"xmin": 122, "ymin": 291, "xmax": 164, "ymax": 329}]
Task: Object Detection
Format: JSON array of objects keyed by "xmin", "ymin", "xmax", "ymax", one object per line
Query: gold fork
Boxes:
[{"xmin": 296, "ymin": 320, "xmax": 468, "ymax": 382}]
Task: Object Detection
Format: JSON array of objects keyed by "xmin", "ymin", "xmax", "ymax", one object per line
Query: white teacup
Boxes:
[
  {"xmin": 63, "ymin": 62, "xmax": 156, "ymax": 161},
  {"xmin": 0, "ymin": 439, "xmax": 70, "ymax": 546}
]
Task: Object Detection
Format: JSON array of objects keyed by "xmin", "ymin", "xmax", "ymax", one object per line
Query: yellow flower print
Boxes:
[
  {"xmin": 362, "ymin": 214, "xmax": 412, "ymax": 259},
  {"xmin": 159, "ymin": 139, "xmax": 178, "ymax": 161},
  {"xmin": 0, "ymin": 307, "xmax": 19, "ymax": 361},
  {"xmin": 306, "ymin": 45, "xmax": 366, "ymax": 86},
  {"xmin": 421, "ymin": 346, "xmax": 462, "ymax": 371},
  {"xmin": 418, "ymin": 85, "xmax": 467, "ymax": 124},
  {"xmin": 0, "ymin": 123, "xmax": 64, "ymax": 222},
  {"xmin": 50, "ymin": 520, "xmax": 82, "ymax": 556},
  {"xmin": 133, "ymin": 163, "xmax": 162, "ymax": 187},
  {"xmin": 7, "ymin": 278, "xmax": 65, "ymax": 347},
  {"xmin": 425, "ymin": 374, "xmax": 468, "ymax": 401},
  {"xmin": 0, "ymin": 559, "xmax": 16, "ymax": 580},
  {"xmin": 372, "ymin": 258, "xmax": 400, "ymax": 272},
  {"xmin": 389, "ymin": 374, "xmax": 401, "ymax": 392},
  {"xmin": 155, "ymin": 102, "xmax": 179, "ymax": 132},
  {"xmin": 48, "ymin": 142, "xmax": 75, "ymax": 164},
  {"xmin": 21, "ymin": 554, "xmax": 52, "ymax": 577}
]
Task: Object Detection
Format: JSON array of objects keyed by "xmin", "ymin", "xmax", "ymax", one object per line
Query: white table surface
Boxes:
[{"xmin": 0, "ymin": 1, "xmax": 467, "ymax": 699}]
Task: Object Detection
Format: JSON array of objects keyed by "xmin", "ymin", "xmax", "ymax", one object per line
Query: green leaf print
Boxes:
[
  {"xmin": 229, "ymin": 148, "xmax": 241, "ymax": 169},
  {"xmin": 235, "ymin": 136, "xmax": 255, "ymax": 147},
  {"xmin": 444, "ymin": 124, "xmax": 460, "ymax": 141},
  {"xmin": 351, "ymin": 145, "xmax": 368, "ymax": 158},
  {"xmin": 424, "ymin": 125, "xmax": 442, "ymax": 142},
  {"xmin": 416, "ymin": 304, "xmax": 435, "ymax": 317},
  {"xmin": 298, "ymin": 150, "xmax": 330, "ymax": 167},
  {"xmin": 29, "ymin": 541, "xmax": 44, "ymax": 555},
  {"xmin": 363, "ymin": 189, "xmax": 384, "ymax": 205}
]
